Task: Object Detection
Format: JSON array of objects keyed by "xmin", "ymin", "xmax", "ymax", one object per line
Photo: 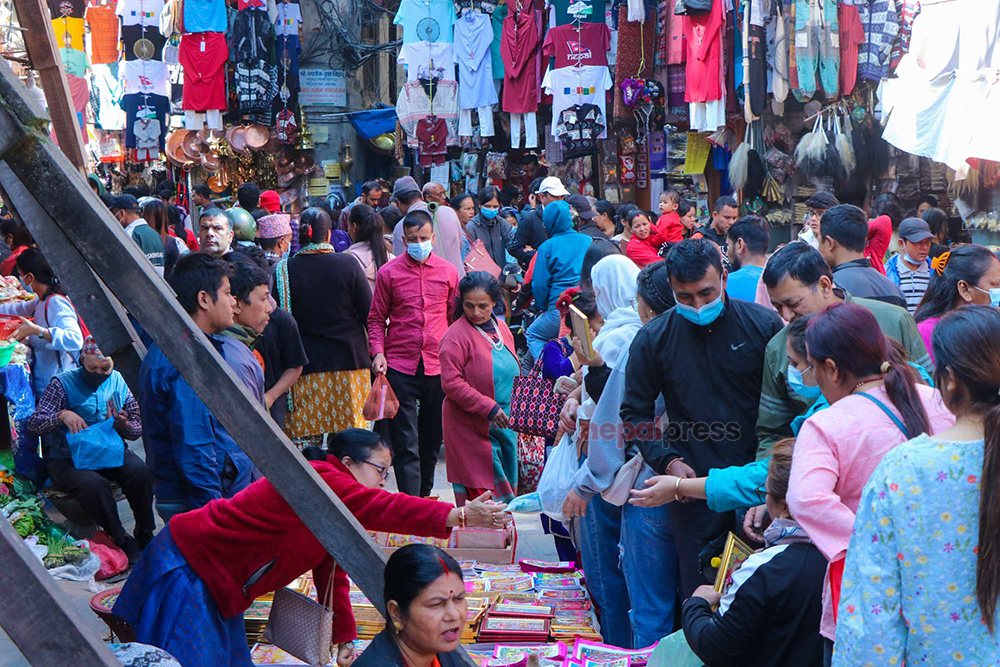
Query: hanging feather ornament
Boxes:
[
  {"xmin": 823, "ymin": 113, "xmax": 847, "ymax": 182},
  {"xmin": 834, "ymin": 111, "xmax": 856, "ymax": 178},
  {"xmin": 795, "ymin": 114, "xmax": 827, "ymax": 176},
  {"xmin": 949, "ymin": 166, "xmax": 980, "ymax": 200},
  {"xmin": 729, "ymin": 122, "xmax": 752, "ymax": 193}
]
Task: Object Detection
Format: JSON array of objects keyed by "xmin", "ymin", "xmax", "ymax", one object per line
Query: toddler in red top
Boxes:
[
  {"xmin": 625, "ymin": 210, "xmax": 668, "ymax": 268},
  {"xmin": 656, "ymin": 189, "xmax": 684, "ymax": 243}
]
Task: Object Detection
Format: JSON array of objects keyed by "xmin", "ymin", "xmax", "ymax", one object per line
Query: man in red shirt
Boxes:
[{"xmin": 368, "ymin": 210, "xmax": 459, "ymax": 497}]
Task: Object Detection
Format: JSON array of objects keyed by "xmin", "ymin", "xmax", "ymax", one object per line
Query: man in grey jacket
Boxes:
[{"xmin": 819, "ymin": 204, "xmax": 906, "ymax": 309}]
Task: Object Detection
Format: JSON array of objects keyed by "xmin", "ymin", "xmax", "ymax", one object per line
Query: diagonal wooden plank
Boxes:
[
  {"xmin": 0, "ymin": 513, "xmax": 121, "ymax": 666},
  {"xmin": 0, "ymin": 60, "xmax": 476, "ymax": 665},
  {"xmin": 0, "ymin": 167, "xmax": 146, "ymax": 392}
]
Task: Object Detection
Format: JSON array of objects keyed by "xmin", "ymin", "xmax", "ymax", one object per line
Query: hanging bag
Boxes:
[
  {"xmin": 263, "ymin": 567, "xmax": 337, "ymax": 666},
  {"xmin": 464, "ymin": 238, "xmax": 502, "ymax": 278},
  {"xmin": 601, "ymin": 453, "xmax": 645, "ymax": 506},
  {"xmin": 509, "ymin": 356, "xmax": 567, "ymax": 439},
  {"xmin": 363, "ymin": 374, "xmax": 399, "ymax": 421}
]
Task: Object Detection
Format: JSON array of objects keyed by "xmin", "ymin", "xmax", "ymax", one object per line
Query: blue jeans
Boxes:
[
  {"xmin": 621, "ymin": 502, "xmax": 679, "ymax": 648},
  {"xmin": 579, "ymin": 494, "xmax": 633, "ymax": 649},
  {"xmin": 526, "ymin": 308, "xmax": 562, "ymax": 361}
]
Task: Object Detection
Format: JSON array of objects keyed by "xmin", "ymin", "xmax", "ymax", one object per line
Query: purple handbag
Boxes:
[{"xmin": 509, "ymin": 357, "xmax": 567, "ymax": 439}]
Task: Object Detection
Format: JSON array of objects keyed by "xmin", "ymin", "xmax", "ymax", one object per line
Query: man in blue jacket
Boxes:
[
  {"xmin": 525, "ymin": 196, "xmax": 592, "ymax": 360},
  {"xmin": 884, "ymin": 217, "xmax": 934, "ymax": 314},
  {"xmin": 139, "ymin": 253, "xmax": 255, "ymax": 523}
]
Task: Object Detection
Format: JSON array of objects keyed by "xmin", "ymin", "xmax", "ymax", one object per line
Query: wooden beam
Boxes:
[
  {"xmin": 0, "ymin": 514, "xmax": 121, "ymax": 666},
  {"xmin": 12, "ymin": 0, "xmax": 86, "ymax": 172},
  {"xmin": 0, "ymin": 60, "xmax": 475, "ymax": 665},
  {"xmin": 0, "ymin": 166, "xmax": 146, "ymax": 392}
]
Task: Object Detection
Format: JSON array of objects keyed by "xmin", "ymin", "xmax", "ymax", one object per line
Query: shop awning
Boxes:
[
  {"xmin": 348, "ymin": 105, "xmax": 397, "ymax": 140},
  {"xmin": 879, "ymin": 0, "xmax": 1000, "ymax": 176}
]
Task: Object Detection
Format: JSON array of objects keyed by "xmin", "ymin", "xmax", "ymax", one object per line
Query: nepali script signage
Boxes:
[{"xmin": 299, "ymin": 69, "xmax": 348, "ymax": 107}]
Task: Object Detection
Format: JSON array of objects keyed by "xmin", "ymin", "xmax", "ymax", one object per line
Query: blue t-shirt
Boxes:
[
  {"xmin": 183, "ymin": 0, "xmax": 227, "ymax": 33},
  {"xmin": 726, "ymin": 265, "xmax": 763, "ymax": 303},
  {"xmin": 394, "ymin": 0, "xmax": 456, "ymax": 44}
]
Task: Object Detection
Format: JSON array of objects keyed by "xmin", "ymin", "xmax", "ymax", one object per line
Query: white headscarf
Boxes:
[{"xmin": 590, "ymin": 255, "xmax": 641, "ymax": 370}]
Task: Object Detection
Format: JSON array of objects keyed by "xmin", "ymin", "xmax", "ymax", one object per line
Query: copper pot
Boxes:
[
  {"xmin": 230, "ymin": 126, "xmax": 248, "ymax": 153},
  {"xmin": 165, "ymin": 130, "xmax": 193, "ymax": 168},
  {"xmin": 262, "ymin": 135, "xmax": 282, "ymax": 154},
  {"xmin": 245, "ymin": 124, "xmax": 270, "ymax": 151},
  {"xmin": 201, "ymin": 152, "xmax": 221, "ymax": 172}
]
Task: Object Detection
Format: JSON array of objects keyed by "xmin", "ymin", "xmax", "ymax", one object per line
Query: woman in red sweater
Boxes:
[
  {"xmin": 112, "ymin": 429, "xmax": 507, "ymax": 667},
  {"xmin": 624, "ymin": 210, "xmax": 668, "ymax": 268}
]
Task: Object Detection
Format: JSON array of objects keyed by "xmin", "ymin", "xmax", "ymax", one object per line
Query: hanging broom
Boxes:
[
  {"xmin": 834, "ymin": 111, "xmax": 856, "ymax": 178},
  {"xmin": 729, "ymin": 123, "xmax": 752, "ymax": 193}
]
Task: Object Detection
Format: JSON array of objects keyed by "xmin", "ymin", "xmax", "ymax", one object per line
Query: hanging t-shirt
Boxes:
[
  {"xmin": 85, "ymin": 4, "xmax": 120, "ymax": 64},
  {"xmin": 178, "ymin": 32, "xmax": 228, "ymax": 110},
  {"xmin": 542, "ymin": 22, "xmax": 610, "ymax": 68},
  {"xmin": 274, "ymin": 0, "xmax": 301, "ymax": 36},
  {"xmin": 122, "ymin": 92, "xmax": 169, "ymax": 148},
  {"xmin": 454, "ymin": 12, "xmax": 497, "ymax": 109},
  {"xmin": 58, "ymin": 47, "xmax": 89, "ymax": 77},
  {"xmin": 91, "ymin": 63, "xmax": 126, "ymax": 130},
  {"xmin": 51, "ymin": 17, "xmax": 85, "ymax": 50},
  {"xmin": 541, "ymin": 64, "xmax": 612, "ymax": 138},
  {"xmin": 500, "ymin": 0, "xmax": 539, "ymax": 113},
  {"xmin": 490, "ymin": 2, "xmax": 506, "ymax": 80},
  {"xmin": 65, "ymin": 72, "xmax": 89, "ymax": 112},
  {"xmin": 547, "ymin": 0, "xmax": 605, "ymax": 26},
  {"xmin": 116, "ymin": 0, "xmax": 163, "ymax": 27},
  {"xmin": 394, "ymin": 0, "xmax": 456, "ymax": 44},
  {"xmin": 554, "ymin": 102, "xmax": 604, "ymax": 158},
  {"xmin": 398, "ymin": 42, "xmax": 456, "ymax": 82},
  {"xmin": 183, "ymin": 0, "xmax": 227, "ymax": 32},
  {"xmin": 455, "ymin": 0, "xmax": 497, "ymax": 16},
  {"xmin": 120, "ymin": 59, "xmax": 170, "ymax": 96},
  {"xmin": 121, "ymin": 24, "xmax": 167, "ymax": 61},
  {"xmin": 48, "ymin": 0, "xmax": 86, "ymax": 18}
]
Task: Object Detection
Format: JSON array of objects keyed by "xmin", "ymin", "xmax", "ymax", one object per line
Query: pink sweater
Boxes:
[{"xmin": 787, "ymin": 383, "xmax": 955, "ymax": 640}]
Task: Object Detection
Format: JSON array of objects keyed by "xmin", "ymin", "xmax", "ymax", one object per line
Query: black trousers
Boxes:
[
  {"xmin": 47, "ymin": 450, "xmax": 155, "ymax": 546},
  {"xmin": 381, "ymin": 362, "xmax": 444, "ymax": 497},
  {"xmin": 668, "ymin": 499, "xmax": 734, "ymax": 599}
]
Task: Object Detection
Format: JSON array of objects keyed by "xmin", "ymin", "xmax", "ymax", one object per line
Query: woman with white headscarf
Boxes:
[{"xmin": 562, "ymin": 257, "xmax": 680, "ymax": 649}]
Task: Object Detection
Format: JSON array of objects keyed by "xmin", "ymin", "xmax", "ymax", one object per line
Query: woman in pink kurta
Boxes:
[
  {"xmin": 439, "ymin": 273, "xmax": 521, "ymax": 506},
  {"xmin": 787, "ymin": 303, "xmax": 954, "ymax": 646}
]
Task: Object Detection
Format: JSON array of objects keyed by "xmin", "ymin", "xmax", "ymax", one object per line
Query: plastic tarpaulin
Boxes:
[
  {"xmin": 349, "ymin": 105, "xmax": 397, "ymax": 140},
  {"xmin": 879, "ymin": 0, "xmax": 1000, "ymax": 174}
]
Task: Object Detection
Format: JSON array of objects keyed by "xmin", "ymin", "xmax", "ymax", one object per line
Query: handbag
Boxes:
[
  {"xmin": 509, "ymin": 356, "xmax": 567, "ymax": 439},
  {"xmin": 464, "ymin": 238, "xmax": 502, "ymax": 278},
  {"xmin": 516, "ymin": 432, "xmax": 546, "ymax": 496},
  {"xmin": 601, "ymin": 454, "xmax": 644, "ymax": 506},
  {"xmin": 263, "ymin": 567, "xmax": 337, "ymax": 665}
]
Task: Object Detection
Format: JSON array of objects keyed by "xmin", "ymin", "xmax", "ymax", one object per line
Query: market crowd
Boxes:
[{"xmin": 4, "ymin": 174, "xmax": 1000, "ymax": 667}]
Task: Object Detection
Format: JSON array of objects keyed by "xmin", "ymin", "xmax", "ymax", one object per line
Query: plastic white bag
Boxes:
[{"xmin": 537, "ymin": 432, "xmax": 580, "ymax": 523}]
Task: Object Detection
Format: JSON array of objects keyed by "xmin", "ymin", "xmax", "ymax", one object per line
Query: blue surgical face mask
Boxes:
[
  {"xmin": 407, "ymin": 240, "xmax": 433, "ymax": 262},
  {"xmin": 973, "ymin": 285, "xmax": 1000, "ymax": 308},
  {"xmin": 18, "ymin": 275, "xmax": 32, "ymax": 294},
  {"xmin": 674, "ymin": 283, "xmax": 725, "ymax": 326},
  {"xmin": 903, "ymin": 253, "xmax": 922, "ymax": 266},
  {"xmin": 787, "ymin": 364, "xmax": 822, "ymax": 401},
  {"xmin": 481, "ymin": 207, "xmax": 499, "ymax": 220}
]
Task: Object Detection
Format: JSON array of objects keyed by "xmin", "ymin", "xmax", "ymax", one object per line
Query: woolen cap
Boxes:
[
  {"xmin": 259, "ymin": 190, "xmax": 281, "ymax": 213},
  {"xmin": 392, "ymin": 176, "xmax": 420, "ymax": 198}
]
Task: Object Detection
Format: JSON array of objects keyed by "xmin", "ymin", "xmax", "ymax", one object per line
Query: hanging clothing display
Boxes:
[
  {"xmin": 183, "ymin": 0, "xmax": 227, "ymax": 32},
  {"xmin": 554, "ymin": 102, "xmax": 605, "ymax": 158},
  {"xmin": 394, "ymin": 0, "xmax": 457, "ymax": 44},
  {"xmin": 792, "ymin": 0, "xmax": 839, "ymax": 99},
  {"xmin": 120, "ymin": 59, "xmax": 170, "ymax": 96},
  {"xmin": 122, "ymin": 92, "xmax": 168, "ymax": 151},
  {"xmin": 122, "ymin": 24, "xmax": 167, "ymax": 60},
  {"xmin": 682, "ymin": 0, "xmax": 724, "ymax": 103},
  {"xmin": 48, "ymin": 0, "xmax": 86, "ymax": 18},
  {"xmin": 416, "ymin": 116, "xmax": 449, "ymax": 166},
  {"xmin": 456, "ymin": 0, "xmax": 498, "ymax": 16},
  {"xmin": 398, "ymin": 42, "xmax": 456, "ymax": 82},
  {"xmin": 91, "ymin": 63, "xmax": 126, "ymax": 130},
  {"xmin": 273, "ymin": 0, "xmax": 301, "ymax": 36},
  {"xmin": 86, "ymin": 2, "xmax": 121, "ymax": 64},
  {"xmin": 58, "ymin": 47, "xmax": 89, "ymax": 78},
  {"xmin": 542, "ymin": 64, "xmax": 613, "ymax": 139},
  {"xmin": 178, "ymin": 32, "xmax": 227, "ymax": 110},
  {"xmin": 396, "ymin": 79, "xmax": 460, "ymax": 148},
  {"xmin": 51, "ymin": 17, "xmax": 85, "ymax": 50},
  {"xmin": 276, "ymin": 34, "xmax": 301, "ymax": 79},
  {"xmin": 548, "ymin": 0, "xmax": 606, "ymax": 27},
  {"xmin": 454, "ymin": 12, "xmax": 497, "ymax": 110},
  {"xmin": 856, "ymin": 0, "xmax": 900, "ymax": 82},
  {"xmin": 116, "ymin": 0, "xmax": 163, "ymax": 27},
  {"xmin": 500, "ymin": 0, "xmax": 539, "ymax": 113},
  {"xmin": 613, "ymin": 5, "xmax": 655, "ymax": 118},
  {"xmin": 888, "ymin": 0, "xmax": 919, "ymax": 74},
  {"xmin": 838, "ymin": 1, "xmax": 863, "ymax": 95},
  {"xmin": 745, "ymin": 0, "xmax": 766, "ymax": 116},
  {"xmin": 491, "ymin": 2, "xmax": 507, "ymax": 80},
  {"xmin": 542, "ymin": 22, "xmax": 611, "ymax": 68}
]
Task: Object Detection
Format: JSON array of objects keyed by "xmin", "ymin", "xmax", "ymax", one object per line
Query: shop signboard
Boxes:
[{"xmin": 299, "ymin": 69, "xmax": 348, "ymax": 107}]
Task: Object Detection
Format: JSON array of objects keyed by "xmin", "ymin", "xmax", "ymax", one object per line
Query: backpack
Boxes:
[{"xmin": 44, "ymin": 294, "xmax": 91, "ymax": 340}]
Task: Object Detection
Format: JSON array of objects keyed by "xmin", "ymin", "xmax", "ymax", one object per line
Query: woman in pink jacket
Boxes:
[
  {"xmin": 786, "ymin": 302, "xmax": 954, "ymax": 661},
  {"xmin": 439, "ymin": 271, "xmax": 521, "ymax": 506}
]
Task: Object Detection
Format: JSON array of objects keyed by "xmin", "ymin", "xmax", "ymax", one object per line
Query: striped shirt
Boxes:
[{"xmin": 897, "ymin": 259, "xmax": 930, "ymax": 314}]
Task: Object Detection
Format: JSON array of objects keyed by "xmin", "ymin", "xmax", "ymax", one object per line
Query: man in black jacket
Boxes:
[
  {"xmin": 508, "ymin": 177, "xmax": 548, "ymax": 268},
  {"xmin": 568, "ymin": 194, "xmax": 609, "ymax": 240},
  {"xmin": 620, "ymin": 239, "xmax": 784, "ymax": 597}
]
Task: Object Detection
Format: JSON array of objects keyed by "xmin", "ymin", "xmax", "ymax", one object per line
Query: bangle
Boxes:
[
  {"xmin": 459, "ymin": 506, "xmax": 466, "ymax": 528},
  {"xmin": 673, "ymin": 477, "xmax": 682, "ymax": 499}
]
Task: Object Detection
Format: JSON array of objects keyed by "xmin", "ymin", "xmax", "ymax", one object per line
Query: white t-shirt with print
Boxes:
[
  {"xmin": 398, "ymin": 42, "xmax": 456, "ymax": 82},
  {"xmin": 116, "ymin": 0, "xmax": 164, "ymax": 27},
  {"xmin": 541, "ymin": 64, "xmax": 613, "ymax": 138},
  {"xmin": 274, "ymin": 1, "xmax": 301, "ymax": 36}
]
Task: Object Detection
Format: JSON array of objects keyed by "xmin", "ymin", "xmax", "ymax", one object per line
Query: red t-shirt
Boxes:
[
  {"xmin": 178, "ymin": 32, "xmax": 228, "ymax": 111},
  {"xmin": 542, "ymin": 22, "xmax": 610, "ymax": 68},
  {"xmin": 657, "ymin": 212, "xmax": 683, "ymax": 243}
]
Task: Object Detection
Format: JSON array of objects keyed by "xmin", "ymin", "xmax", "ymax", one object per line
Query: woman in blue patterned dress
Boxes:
[{"xmin": 834, "ymin": 305, "xmax": 1000, "ymax": 665}]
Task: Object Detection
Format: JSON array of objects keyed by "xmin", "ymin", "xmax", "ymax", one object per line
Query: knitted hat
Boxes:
[
  {"xmin": 259, "ymin": 190, "xmax": 281, "ymax": 213},
  {"xmin": 256, "ymin": 213, "xmax": 292, "ymax": 239}
]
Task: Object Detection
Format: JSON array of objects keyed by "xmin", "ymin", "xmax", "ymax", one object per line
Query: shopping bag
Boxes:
[
  {"xmin": 510, "ymin": 357, "xmax": 566, "ymax": 439},
  {"xmin": 363, "ymin": 374, "xmax": 399, "ymax": 421},
  {"xmin": 517, "ymin": 432, "xmax": 545, "ymax": 496},
  {"xmin": 537, "ymin": 432, "xmax": 580, "ymax": 523}
]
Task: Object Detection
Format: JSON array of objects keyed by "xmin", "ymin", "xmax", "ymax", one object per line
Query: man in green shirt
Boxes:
[
  {"xmin": 756, "ymin": 242, "xmax": 931, "ymax": 459},
  {"xmin": 112, "ymin": 194, "xmax": 165, "ymax": 277}
]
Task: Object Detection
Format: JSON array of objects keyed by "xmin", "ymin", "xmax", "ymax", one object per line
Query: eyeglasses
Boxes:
[
  {"xmin": 754, "ymin": 484, "xmax": 770, "ymax": 504},
  {"xmin": 362, "ymin": 460, "xmax": 391, "ymax": 481}
]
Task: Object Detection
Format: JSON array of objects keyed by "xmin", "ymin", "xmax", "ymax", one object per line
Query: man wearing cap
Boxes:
[
  {"xmin": 390, "ymin": 176, "xmax": 465, "ymax": 279},
  {"xmin": 256, "ymin": 212, "xmax": 293, "ymax": 267},
  {"xmin": 568, "ymin": 194, "xmax": 608, "ymax": 240},
  {"xmin": 258, "ymin": 190, "xmax": 282, "ymax": 215},
  {"xmin": 27, "ymin": 336, "xmax": 155, "ymax": 564},
  {"xmin": 509, "ymin": 177, "xmax": 551, "ymax": 268},
  {"xmin": 884, "ymin": 217, "xmax": 935, "ymax": 314},
  {"xmin": 112, "ymin": 194, "xmax": 165, "ymax": 277}
]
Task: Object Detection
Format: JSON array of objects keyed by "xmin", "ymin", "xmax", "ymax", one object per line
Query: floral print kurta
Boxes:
[{"xmin": 834, "ymin": 434, "xmax": 1000, "ymax": 665}]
